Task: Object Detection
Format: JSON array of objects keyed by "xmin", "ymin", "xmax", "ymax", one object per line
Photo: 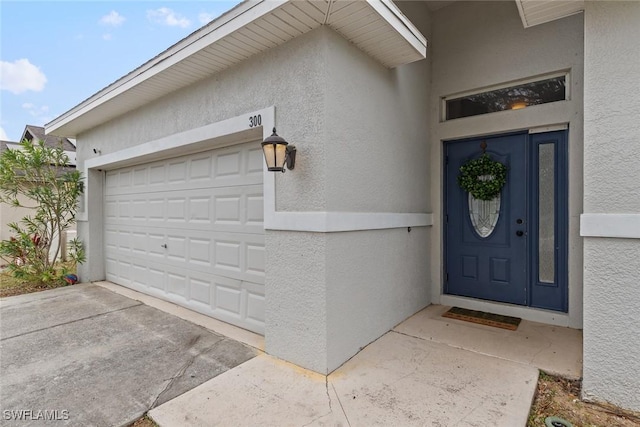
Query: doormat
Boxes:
[{"xmin": 442, "ymin": 307, "xmax": 521, "ymax": 331}]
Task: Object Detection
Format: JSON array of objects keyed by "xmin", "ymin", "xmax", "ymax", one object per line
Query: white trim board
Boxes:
[
  {"xmin": 580, "ymin": 214, "xmax": 640, "ymax": 239},
  {"xmin": 267, "ymin": 212, "xmax": 432, "ymax": 232},
  {"xmin": 80, "ymin": 107, "xmax": 432, "ymax": 232}
]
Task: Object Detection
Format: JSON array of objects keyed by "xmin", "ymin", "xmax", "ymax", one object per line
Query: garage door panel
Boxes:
[
  {"xmin": 105, "ymin": 252, "xmax": 264, "ymax": 334},
  {"xmin": 105, "ymin": 227, "xmax": 263, "ymax": 282},
  {"xmin": 167, "ymin": 198, "xmax": 187, "ymax": 222},
  {"xmin": 105, "ymin": 143, "xmax": 263, "ymax": 197},
  {"xmin": 246, "ymin": 147, "xmax": 265, "ymax": 175},
  {"xmin": 104, "ymin": 140, "xmax": 264, "ymax": 334},
  {"xmin": 168, "ymin": 272, "xmax": 188, "ymax": 298},
  {"xmin": 105, "ymin": 185, "xmax": 263, "ymax": 234},
  {"xmin": 190, "ymin": 275, "xmax": 212, "ymax": 305},
  {"xmin": 104, "ymin": 256, "xmax": 265, "ymax": 335},
  {"xmin": 245, "ymin": 281, "xmax": 265, "ymax": 323},
  {"xmin": 246, "ymin": 243, "xmax": 266, "ymax": 277}
]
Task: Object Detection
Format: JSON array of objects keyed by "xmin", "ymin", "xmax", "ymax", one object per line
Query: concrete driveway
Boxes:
[{"xmin": 0, "ymin": 284, "xmax": 258, "ymax": 426}]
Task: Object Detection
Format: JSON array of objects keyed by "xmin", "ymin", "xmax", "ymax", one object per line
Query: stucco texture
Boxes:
[
  {"xmin": 583, "ymin": 1, "xmax": 640, "ymax": 213},
  {"xmin": 267, "ymin": 12, "xmax": 433, "ymax": 372},
  {"xmin": 326, "ymin": 227, "xmax": 430, "ymax": 372},
  {"xmin": 582, "ymin": 238, "xmax": 640, "ymax": 411},
  {"xmin": 582, "ymin": 1, "xmax": 640, "ymax": 412},
  {"xmin": 264, "ymin": 230, "xmax": 328, "ymax": 373},
  {"xmin": 78, "ymin": 27, "xmax": 329, "ymax": 213},
  {"xmin": 324, "ymin": 1, "xmax": 431, "ymax": 213}
]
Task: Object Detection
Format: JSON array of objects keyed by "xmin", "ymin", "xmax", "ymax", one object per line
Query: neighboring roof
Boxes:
[
  {"xmin": 22, "ymin": 125, "xmax": 76, "ymax": 151},
  {"xmin": 516, "ymin": 0, "xmax": 584, "ymax": 28},
  {"xmin": 46, "ymin": 0, "xmax": 427, "ymax": 138},
  {"xmin": 1, "ymin": 134, "xmax": 76, "ymax": 166},
  {"xmin": 0, "ymin": 140, "xmax": 16, "ymax": 153}
]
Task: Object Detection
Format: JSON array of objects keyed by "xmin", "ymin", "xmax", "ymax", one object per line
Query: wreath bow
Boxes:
[{"xmin": 457, "ymin": 153, "xmax": 507, "ymax": 201}]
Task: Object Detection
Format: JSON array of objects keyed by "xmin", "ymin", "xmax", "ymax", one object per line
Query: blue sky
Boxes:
[{"xmin": 0, "ymin": 1, "xmax": 240, "ymax": 142}]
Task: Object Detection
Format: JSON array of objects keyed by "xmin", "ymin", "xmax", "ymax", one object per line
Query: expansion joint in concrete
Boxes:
[
  {"xmin": 0, "ymin": 303, "xmax": 143, "ymax": 341},
  {"xmin": 332, "ymin": 382, "xmax": 352, "ymax": 427}
]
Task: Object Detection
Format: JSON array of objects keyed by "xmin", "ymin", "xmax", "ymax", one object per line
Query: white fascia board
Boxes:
[
  {"xmin": 371, "ymin": 0, "xmax": 427, "ymax": 58},
  {"xmin": 515, "ymin": 0, "xmax": 530, "ymax": 28},
  {"xmin": 516, "ymin": 0, "xmax": 585, "ymax": 28},
  {"xmin": 46, "ymin": 0, "xmax": 286, "ymax": 136},
  {"xmin": 581, "ymin": 214, "xmax": 640, "ymax": 239}
]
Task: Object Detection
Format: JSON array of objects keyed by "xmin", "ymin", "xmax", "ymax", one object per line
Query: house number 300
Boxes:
[{"xmin": 249, "ymin": 114, "xmax": 262, "ymax": 127}]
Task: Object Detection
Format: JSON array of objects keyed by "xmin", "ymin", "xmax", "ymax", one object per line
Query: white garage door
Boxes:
[{"xmin": 104, "ymin": 141, "xmax": 266, "ymax": 334}]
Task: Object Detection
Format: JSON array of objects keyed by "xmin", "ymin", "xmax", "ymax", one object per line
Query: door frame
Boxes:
[{"xmin": 443, "ymin": 129, "xmax": 569, "ymax": 312}]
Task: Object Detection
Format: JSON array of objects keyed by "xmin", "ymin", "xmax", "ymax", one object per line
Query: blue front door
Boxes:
[{"xmin": 445, "ymin": 131, "xmax": 568, "ymax": 311}]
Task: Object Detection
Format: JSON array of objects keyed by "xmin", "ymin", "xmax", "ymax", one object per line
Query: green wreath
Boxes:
[{"xmin": 457, "ymin": 153, "xmax": 507, "ymax": 201}]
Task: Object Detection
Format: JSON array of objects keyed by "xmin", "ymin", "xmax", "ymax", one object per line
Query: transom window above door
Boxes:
[{"xmin": 443, "ymin": 73, "xmax": 568, "ymax": 121}]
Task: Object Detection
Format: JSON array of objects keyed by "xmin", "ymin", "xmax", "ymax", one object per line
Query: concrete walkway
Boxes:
[
  {"xmin": 1, "ymin": 281, "xmax": 583, "ymax": 426},
  {"xmin": 150, "ymin": 305, "xmax": 582, "ymax": 427},
  {"xmin": 0, "ymin": 284, "xmax": 258, "ymax": 426}
]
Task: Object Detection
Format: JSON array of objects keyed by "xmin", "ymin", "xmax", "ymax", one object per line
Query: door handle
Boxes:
[
  {"xmin": 161, "ymin": 244, "xmax": 167, "ymax": 248},
  {"xmin": 516, "ymin": 230, "xmax": 524, "ymax": 237}
]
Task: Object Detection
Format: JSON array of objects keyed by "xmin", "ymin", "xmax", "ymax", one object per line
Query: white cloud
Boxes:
[
  {"xmin": 22, "ymin": 103, "xmax": 50, "ymax": 123},
  {"xmin": 0, "ymin": 126, "xmax": 8, "ymax": 141},
  {"xmin": 147, "ymin": 8, "xmax": 191, "ymax": 28},
  {"xmin": 102, "ymin": 33, "xmax": 113, "ymax": 41},
  {"xmin": 0, "ymin": 59, "xmax": 47, "ymax": 94},
  {"xmin": 100, "ymin": 10, "xmax": 125, "ymax": 27},
  {"xmin": 198, "ymin": 12, "xmax": 215, "ymax": 25}
]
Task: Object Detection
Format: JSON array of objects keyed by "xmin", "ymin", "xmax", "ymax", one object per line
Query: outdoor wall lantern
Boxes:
[{"xmin": 261, "ymin": 128, "xmax": 296, "ymax": 172}]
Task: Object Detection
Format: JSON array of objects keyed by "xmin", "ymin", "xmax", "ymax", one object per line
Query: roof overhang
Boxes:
[
  {"xmin": 46, "ymin": 0, "xmax": 427, "ymax": 138},
  {"xmin": 516, "ymin": 0, "xmax": 584, "ymax": 28}
]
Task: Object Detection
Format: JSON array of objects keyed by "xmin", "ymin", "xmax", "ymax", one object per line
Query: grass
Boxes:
[
  {"xmin": 131, "ymin": 415, "xmax": 158, "ymax": 427},
  {"xmin": 0, "ymin": 262, "xmax": 77, "ymax": 298},
  {"xmin": 528, "ymin": 372, "xmax": 640, "ymax": 426}
]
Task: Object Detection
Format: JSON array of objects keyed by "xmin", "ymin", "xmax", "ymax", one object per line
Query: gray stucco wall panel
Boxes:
[
  {"xmin": 78, "ymin": 27, "xmax": 330, "ymax": 212},
  {"xmin": 583, "ymin": 1, "xmax": 640, "ymax": 412},
  {"xmin": 264, "ymin": 230, "xmax": 328, "ymax": 373},
  {"xmin": 432, "ymin": 1, "xmax": 583, "ymax": 96},
  {"xmin": 326, "ymin": 227, "xmax": 431, "ymax": 372},
  {"xmin": 582, "ymin": 238, "xmax": 640, "ymax": 411},
  {"xmin": 583, "ymin": 1, "xmax": 640, "ymax": 213},
  {"xmin": 324, "ymin": 7, "xmax": 431, "ymax": 214}
]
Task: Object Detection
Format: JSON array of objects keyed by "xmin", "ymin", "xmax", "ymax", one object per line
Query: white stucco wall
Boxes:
[
  {"xmin": 1, "ymin": 193, "xmax": 77, "ymax": 266},
  {"xmin": 75, "ymin": 27, "xmax": 330, "ymax": 283},
  {"xmin": 269, "ymin": 3, "xmax": 433, "ymax": 372},
  {"xmin": 75, "ymin": 19, "xmax": 433, "ymax": 374},
  {"xmin": 428, "ymin": 1, "xmax": 584, "ymax": 327},
  {"xmin": 319, "ymin": 2, "xmax": 432, "ymax": 372},
  {"xmin": 1, "ymin": 194, "xmax": 32, "ymax": 243},
  {"xmin": 582, "ymin": 1, "xmax": 640, "ymax": 412}
]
